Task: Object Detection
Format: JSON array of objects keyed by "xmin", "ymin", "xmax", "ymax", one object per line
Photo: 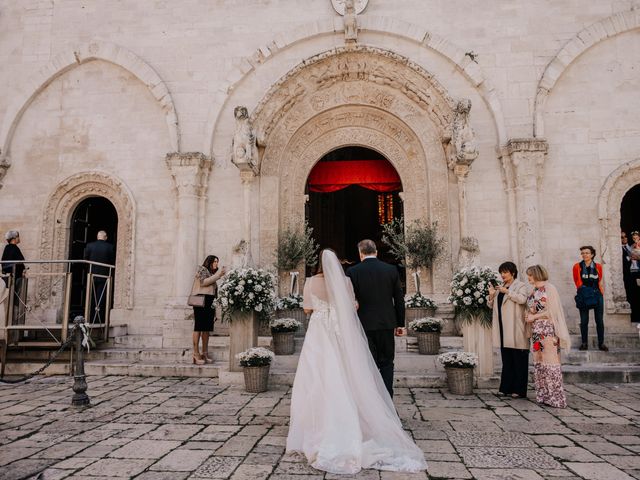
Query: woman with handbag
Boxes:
[
  {"xmin": 572, "ymin": 245, "xmax": 607, "ymax": 351},
  {"xmin": 190, "ymin": 255, "xmax": 225, "ymax": 364},
  {"xmin": 488, "ymin": 262, "xmax": 530, "ymax": 399}
]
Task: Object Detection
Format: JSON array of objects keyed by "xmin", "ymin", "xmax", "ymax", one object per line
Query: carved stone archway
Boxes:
[
  {"xmin": 253, "ymin": 47, "xmax": 458, "ymax": 294},
  {"xmin": 39, "ymin": 172, "xmax": 136, "ymax": 309},
  {"xmin": 598, "ymin": 158, "xmax": 640, "ymax": 312}
]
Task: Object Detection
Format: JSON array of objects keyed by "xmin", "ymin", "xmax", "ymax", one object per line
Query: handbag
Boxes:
[{"xmin": 187, "ymin": 294, "xmax": 205, "ymax": 308}]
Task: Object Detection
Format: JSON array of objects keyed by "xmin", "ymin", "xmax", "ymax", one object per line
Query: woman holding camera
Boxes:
[
  {"xmin": 572, "ymin": 245, "xmax": 606, "ymax": 351},
  {"xmin": 488, "ymin": 262, "xmax": 530, "ymax": 398}
]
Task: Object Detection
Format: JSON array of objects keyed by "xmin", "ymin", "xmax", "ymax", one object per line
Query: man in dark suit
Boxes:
[
  {"xmin": 83, "ymin": 231, "xmax": 115, "ymax": 323},
  {"xmin": 346, "ymin": 239, "xmax": 405, "ymax": 398}
]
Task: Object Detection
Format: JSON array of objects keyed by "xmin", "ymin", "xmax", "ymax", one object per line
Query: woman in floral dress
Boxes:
[{"xmin": 524, "ymin": 265, "xmax": 571, "ymax": 408}]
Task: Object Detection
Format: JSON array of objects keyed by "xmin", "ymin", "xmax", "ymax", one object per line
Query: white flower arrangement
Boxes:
[
  {"xmin": 236, "ymin": 347, "xmax": 275, "ymax": 367},
  {"xmin": 405, "ymin": 293, "xmax": 437, "ymax": 309},
  {"xmin": 437, "ymin": 351, "xmax": 478, "ymax": 368},
  {"xmin": 408, "ymin": 317, "xmax": 444, "ymax": 333},
  {"xmin": 269, "ymin": 317, "xmax": 302, "ymax": 333},
  {"xmin": 275, "ymin": 294, "xmax": 303, "ymax": 311},
  {"xmin": 448, "ymin": 266, "xmax": 500, "ymax": 327},
  {"xmin": 216, "ymin": 268, "xmax": 276, "ymax": 322}
]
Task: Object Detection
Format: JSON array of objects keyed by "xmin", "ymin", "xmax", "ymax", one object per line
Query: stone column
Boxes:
[
  {"xmin": 454, "ymin": 164, "xmax": 471, "ymax": 240},
  {"xmin": 165, "ymin": 152, "xmax": 212, "ymax": 300},
  {"xmin": 502, "ymin": 139, "xmax": 548, "ymax": 267}
]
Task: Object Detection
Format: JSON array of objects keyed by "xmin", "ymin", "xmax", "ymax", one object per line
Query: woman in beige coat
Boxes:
[
  {"xmin": 190, "ymin": 255, "xmax": 225, "ymax": 365},
  {"xmin": 488, "ymin": 262, "xmax": 530, "ymax": 398}
]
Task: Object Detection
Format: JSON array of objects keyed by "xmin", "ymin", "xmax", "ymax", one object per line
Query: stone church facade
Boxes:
[{"xmin": 1, "ymin": 1, "xmax": 638, "ymax": 346}]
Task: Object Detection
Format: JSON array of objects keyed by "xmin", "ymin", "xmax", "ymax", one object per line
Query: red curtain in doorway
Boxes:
[{"xmin": 307, "ymin": 160, "xmax": 401, "ymax": 193}]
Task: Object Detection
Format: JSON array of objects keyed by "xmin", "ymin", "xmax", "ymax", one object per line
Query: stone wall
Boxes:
[{"xmin": 0, "ymin": 0, "xmax": 638, "ymax": 336}]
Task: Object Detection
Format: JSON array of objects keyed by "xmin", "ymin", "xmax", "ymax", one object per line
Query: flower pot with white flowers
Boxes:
[
  {"xmin": 437, "ymin": 351, "xmax": 478, "ymax": 395},
  {"xmin": 237, "ymin": 347, "xmax": 275, "ymax": 393},
  {"xmin": 217, "ymin": 268, "xmax": 276, "ymax": 372},
  {"xmin": 449, "ymin": 266, "xmax": 500, "ymax": 376},
  {"xmin": 275, "ymin": 294, "xmax": 308, "ymax": 337},
  {"xmin": 409, "ymin": 317, "xmax": 444, "ymax": 355},
  {"xmin": 405, "ymin": 294, "xmax": 438, "ymax": 337},
  {"xmin": 270, "ymin": 318, "xmax": 301, "ymax": 355}
]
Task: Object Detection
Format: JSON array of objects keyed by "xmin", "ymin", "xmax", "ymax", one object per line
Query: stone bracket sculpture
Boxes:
[
  {"xmin": 0, "ymin": 154, "xmax": 10, "ymax": 190},
  {"xmin": 449, "ymin": 99, "xmax": 479, "ymax": 170},
  {"xmin": 231, "ymin": 106, "xmax": 259, "ymax": 174}
]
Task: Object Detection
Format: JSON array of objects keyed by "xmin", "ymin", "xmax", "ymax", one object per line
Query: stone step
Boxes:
[
  {"xmin": 111, "ymin": 334, "xmax": 164, "ymax": 348},
  {"xmin": 569, "ymin": 334, "xmax": 639, "ymax": 349},
  {"xmin": 84, "ymin": 360, "xmax": 220, "ymax": 378}
]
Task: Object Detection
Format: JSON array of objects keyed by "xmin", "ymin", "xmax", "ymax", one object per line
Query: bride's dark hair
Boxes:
[{"xmin": 315, "ymin": 248, "xmax": 336, "ymax": 275}]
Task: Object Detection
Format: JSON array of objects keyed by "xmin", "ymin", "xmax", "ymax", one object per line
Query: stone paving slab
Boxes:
[{"xmin": 0, "ymin": 376, "xmax": 638, "ymax": 479}]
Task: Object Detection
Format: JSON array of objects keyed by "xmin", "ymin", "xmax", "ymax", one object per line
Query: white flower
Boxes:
[
  {"xmin": 239, "ymin": 280, "xmax": 245, "ymax": 285},
  {"xmin": 460, "ymin": 277, "xmax": 468, "ymax": 286},
  {"xmin": 456, "ymin": 289, "xmax": 464, "ymax": 296},
  {"xmin": 463, "ymin": 296, "xmax": 472, "ymax": 305},
  {"xmin": 478, "ymin": 298, "xmax": 484, "ymax": 304},
  {"xmin": 478, "ymin": 281, "xmax": 486, "ymax": 289},
  {"xmin": 464, "ymin": 288, "xmax": 471, "ymax": 294},
  {"xmin": 255, "ymin": 304, "xmax": 263, "ymax": 312},
  {"xmin": 473, "ymin": 291, "xmax": 481, "ymax": 298}
]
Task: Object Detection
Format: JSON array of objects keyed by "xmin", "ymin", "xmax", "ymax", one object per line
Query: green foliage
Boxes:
[
  {"xmin": 275, "ymin": 222, "xmax": 319, "ymax": 271},
  {"xmin": 382, "ymin": 219, "xmax": 445, "ymax": 270}
]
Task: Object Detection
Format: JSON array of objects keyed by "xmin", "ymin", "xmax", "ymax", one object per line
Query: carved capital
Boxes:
[
  {"xmin": 453, "ymin": 164, "xmax": 471, "ymax": 180},
  {"xmin": 503, "ymin": 138, "xmax": 548, "ymax": 190},
  {"xmin": 165, "ymin": 152, "xmax": 212, "ymax": 197},
  {"xmin": 239, "ymin": 170, "xmax": 256, "ymax": 185}
]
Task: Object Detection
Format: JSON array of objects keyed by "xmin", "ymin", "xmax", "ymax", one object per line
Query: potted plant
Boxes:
[
  {"xmin": 275, "ymin": 293, "xmax": 307, "ymax": 337},
  {"xmin": 408, "ymin": 317, "xmax": 444, "ymax": 355},
  {"xmin": 437, "ymin": 351, "xmax": 478, "ymax": 395},
  {"xmin": 217, "ymin": 268, "xmax": 276, "ymax": 371},
  {"xmin": 275, "ymin": 222, "xmax": 319, "ymax": 294},
  {"xmin": 405, "ymin": 293, "xmax": 437, "ymax": 336},
  {"xmin": 237, "ymin": 346, "xmax": 275, "ymax": 393},
  {"xmin": 382, "ymin": 219, "xmax": 445, "ymax": 294},
  {"xmin": 270, "ymin": 317, "xmax": 301, "ymax": 355},
  {"xmin": 448, "ymin": 266, "xmax": 499, "ymax": 376}
]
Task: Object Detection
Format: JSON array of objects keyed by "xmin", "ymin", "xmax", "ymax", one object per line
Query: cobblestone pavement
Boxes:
[{"xmin": 1, "ymin": 376, "xmax": 639, "ymax": 480}]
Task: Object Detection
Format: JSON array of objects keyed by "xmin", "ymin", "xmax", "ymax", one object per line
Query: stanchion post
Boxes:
[{"xmin": 71, "ymin": 315, "xmax": 90, "ymax": 407}]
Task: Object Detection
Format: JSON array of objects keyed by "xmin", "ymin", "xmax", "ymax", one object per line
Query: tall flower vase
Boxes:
[
  {"xmin": 461, "ymin": 319, "xmax": 493, "ymax": 376},
  {"xmin": 229, "ymin": 311, "xmax": 259, "ymax": 372}
]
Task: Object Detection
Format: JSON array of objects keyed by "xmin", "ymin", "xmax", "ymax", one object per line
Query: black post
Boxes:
[{"xmin": 71, "ymin": 315, "xmax": 90, "ymax": 407}]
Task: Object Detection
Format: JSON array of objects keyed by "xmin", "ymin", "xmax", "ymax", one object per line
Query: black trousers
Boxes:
[
  {"xmin": 365, "ymin": 329, "xmax": 396, "ymax": 398},
  {"xmin": 499, "ymin": 347, "xmax": 529, "ymax": 397}
]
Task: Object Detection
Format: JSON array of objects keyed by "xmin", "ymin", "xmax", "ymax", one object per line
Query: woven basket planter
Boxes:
[
  {"xmin": 276, "ymin": 308, "xmax": 308, "ymax": 337},
  {"xmin": 272, "ymin": 331, "xmax": 295, "ymax": 355},
  {"xmin": 243, "ymin": 364, "xmax": 270, "ymax": 393},
  {"xmin": 416, "ymin": 331, "xmax": 440, "ymax": 355},
  {"xmin": 445, "ymin": 367, "xmax": 474, "ymax": 395},
  {"xmin": 406, "ymin": 307, "xmax": 436, "ymax": 336}
]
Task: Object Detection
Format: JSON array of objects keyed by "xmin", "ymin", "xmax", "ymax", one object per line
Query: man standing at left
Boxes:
[{"xmin": 84, "ymin": 231, "xmax": 115, "ymax": 323}]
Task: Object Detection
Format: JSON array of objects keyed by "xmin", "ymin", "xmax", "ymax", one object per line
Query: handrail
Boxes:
[{"xmin": 0, "ymin": 259, "xmax": 114, "ymax": 347}]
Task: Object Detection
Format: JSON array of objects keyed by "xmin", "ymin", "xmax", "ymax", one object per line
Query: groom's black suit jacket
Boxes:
[{"xmin": 346, "ymin": 257, "xmax": 405, "ymax": 331}]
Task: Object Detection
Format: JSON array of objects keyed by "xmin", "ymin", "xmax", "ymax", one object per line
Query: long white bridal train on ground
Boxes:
[{"xmin": 286, "ymin": 250, "xmax": 427, "ymax": 474}]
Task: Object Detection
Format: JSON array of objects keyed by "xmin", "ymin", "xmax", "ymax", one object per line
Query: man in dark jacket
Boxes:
[
  {"xmin": 346, "ymin": 239, "xmax": 405, "ymax": 398},
  {"xmin": 84, "ymin": 231, "xmax": 115, "ymax": 323}
]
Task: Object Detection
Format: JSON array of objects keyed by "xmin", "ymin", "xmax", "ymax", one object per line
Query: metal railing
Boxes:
[{"xmin": 0, "ymin": 260, "xmax": 114, "ymax": 347}]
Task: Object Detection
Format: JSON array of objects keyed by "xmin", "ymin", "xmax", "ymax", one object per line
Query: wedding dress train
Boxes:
[{"xmin": 286, "ymin": 250, "xmax": 427, "ymax": 474}]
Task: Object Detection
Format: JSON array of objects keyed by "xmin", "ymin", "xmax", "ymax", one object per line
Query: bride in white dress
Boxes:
[{"xmin": 286, "ymin": 249, "xmax": 427, "ymax": 474}]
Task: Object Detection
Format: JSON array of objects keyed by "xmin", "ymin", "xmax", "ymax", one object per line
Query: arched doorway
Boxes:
[
  {"xmin": 306, "ymin": 146, "xmax": 404, "ymax": 268},
  {"xmin": 68, "ymin": 197, "xmax": 118, "ymax": 317},
  {"xmin": 621, "ymin": 185, "xmax": 640, "ymax": 236}
]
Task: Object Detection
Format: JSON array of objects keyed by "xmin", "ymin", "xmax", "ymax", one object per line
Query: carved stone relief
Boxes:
[
  {"xmin": 252, "ymin": 47, "xmax": 461, "ymax": 294},
  {"xmin": 38, "ymin": 172, "xmax": 136, "ymax": 310},
  {"xmin": 252, "ymin": 46, "xmax": 456, "ymax": 148}
]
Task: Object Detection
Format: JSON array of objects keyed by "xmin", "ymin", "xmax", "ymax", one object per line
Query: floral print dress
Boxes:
[{"xmin": 527, "ymin": 286, "xmax": 567, "ymax": 408}]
